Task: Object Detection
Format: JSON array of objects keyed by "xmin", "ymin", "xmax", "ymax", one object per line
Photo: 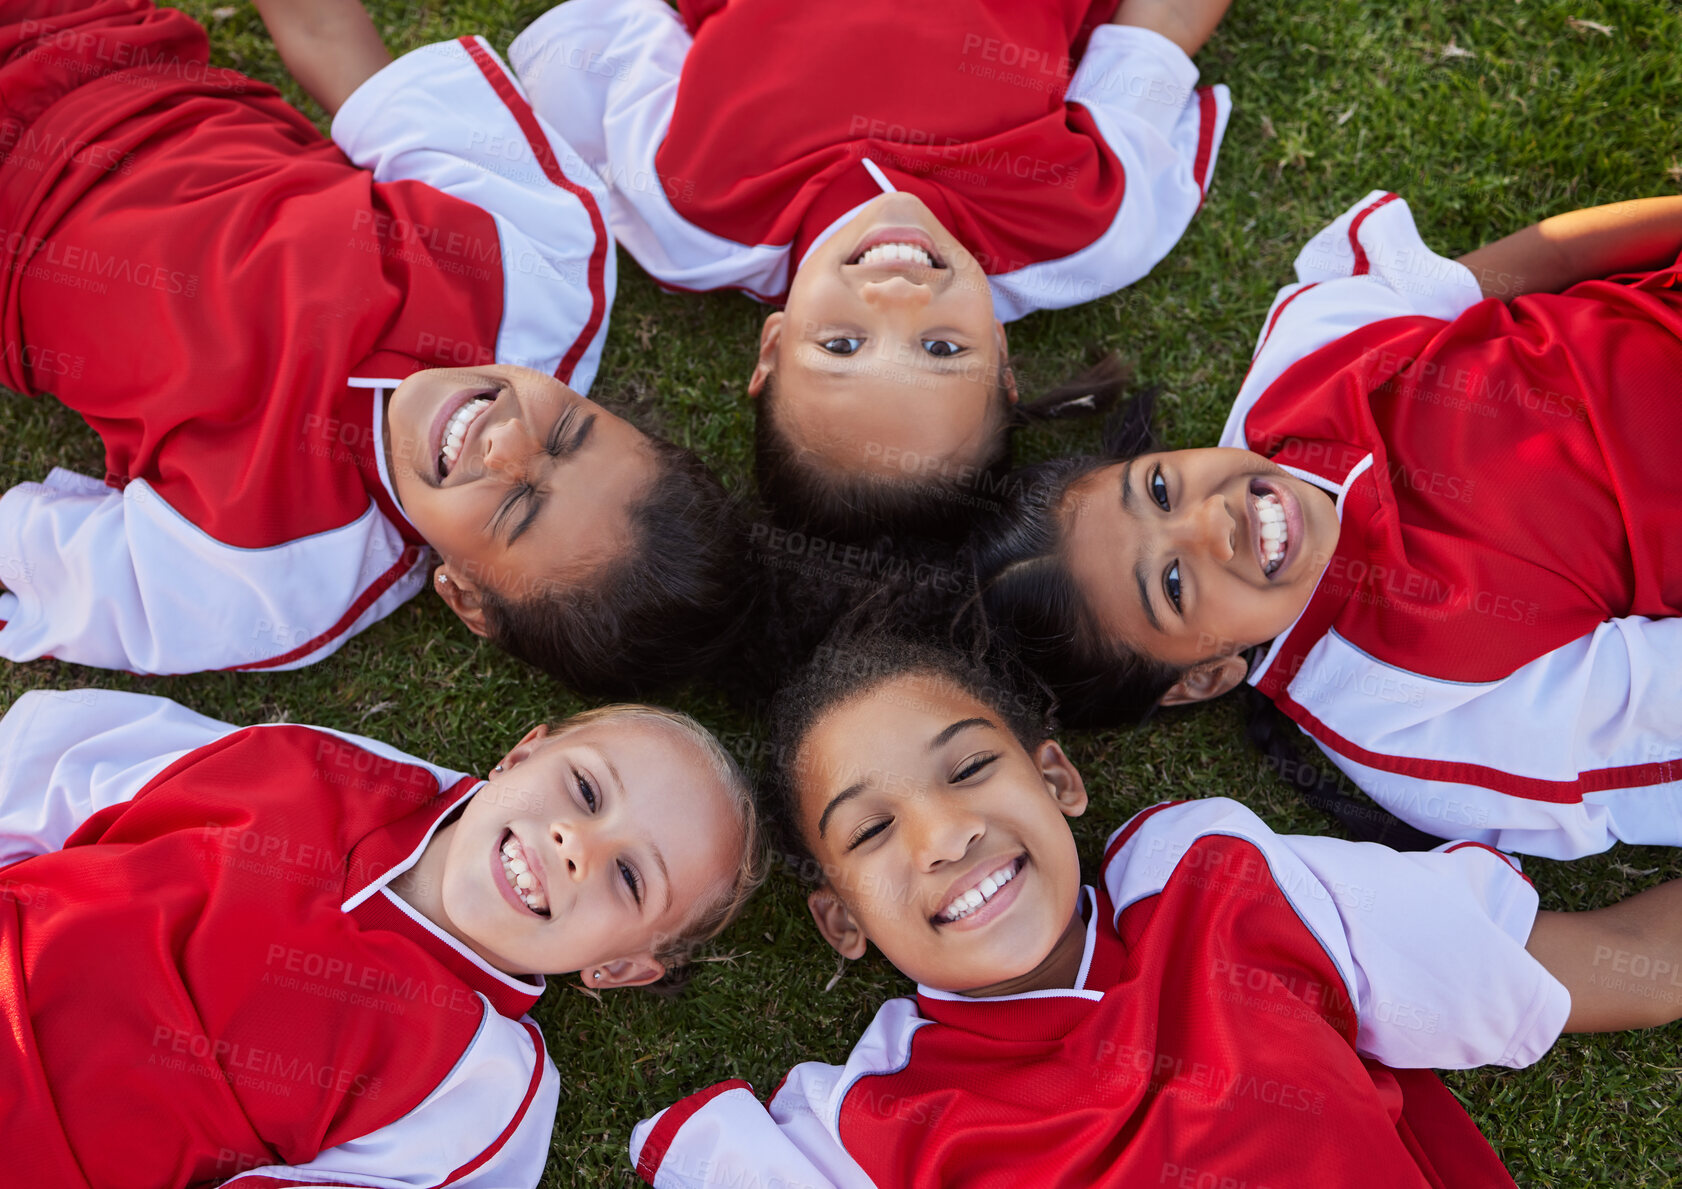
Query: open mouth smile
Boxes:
[
  {"xmin": 498, "ymin": 830, "xmax": 550, "ymax": 917},
  {"xmin": 1249, "ymin": 478, "xmax": 1300, "ymax": 579},
  {"xmin": 437, "ymin": 396, "xmax": 494, "ymax": 480},
  {"xmin": 847, "ymin": 226, "xmax": 946, "ymax": 270},
  {"xmin": 933, "ymin": 855, "xmax": 1026, "ymax": 926}
]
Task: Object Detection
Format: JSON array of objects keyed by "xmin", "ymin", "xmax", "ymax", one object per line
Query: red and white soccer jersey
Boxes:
[
  {"xmin": 0, "ymin": 0, "xmax": 613, "ymax": 674},
  {"xmin": 629, "ymin": 797, "xmax": 1568, "ymax": 1188},
  {"xmin": 1219, "ymin": 190, "xmax": 1682, "ymax": 858},
  {"xmin": 0, "ymin": 688, "xmax": 559, "ymax": 1189},
  {"xmin": 509, "ymin": 0, "xmax": 1228, "ymax": 317}
]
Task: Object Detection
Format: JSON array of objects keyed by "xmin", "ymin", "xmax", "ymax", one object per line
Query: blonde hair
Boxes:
[{"xmin": 552, "ymin": 704, "xmax": 766, "ymax": 981}]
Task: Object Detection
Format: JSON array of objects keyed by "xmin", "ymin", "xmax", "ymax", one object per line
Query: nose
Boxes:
[
  {"xmin": 858, "ymin": 275, "xmax": 934, "ymax": 312},
  {"xmin": 910, "ymin": 799, "xmax": 984, "ymax": 870},
  {"xmin": 549, "ymin": 819, "xmax": 591, "ymax": 882},
  {"xmin": 1171, "ymin": 492, "xmax": 1237, "ymax": 563},
  {"xmin": 481, "ymin": 414, "xmax": 537, "ymax": 482}
]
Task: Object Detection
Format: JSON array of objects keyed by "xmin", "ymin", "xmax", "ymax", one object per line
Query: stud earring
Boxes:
[
  {"xmin": 435, "ymin": 573, "xmax": 448, "ymax": 586},
  {"xmin": 493, "ymin": 764, "xmax": 504, "ymax": 772},
  {"xmin": 592, "ymin": 972, "xmax": 601, "ymax": 980}
]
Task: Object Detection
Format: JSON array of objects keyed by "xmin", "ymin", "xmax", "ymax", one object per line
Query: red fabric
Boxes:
[
  {"xmin": 0, "ymin": 726, "xmax": 533, "ymax": 1189},
  {"xmin": 0, "ymin": 0, "xmax": 507, "ymax": 548},
  {"xmin": 655, "ymin": 0, "xmax": 1121, "ymax": 288},
  {"xmin": 836, "ymin": 836, "xmax": 1509, "ymax": 1187},
  {"xmin": 1247, "ymin": 261, "xmax": 1682, "ymax": 688}
]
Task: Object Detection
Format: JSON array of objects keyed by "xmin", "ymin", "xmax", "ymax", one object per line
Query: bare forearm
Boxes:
[
  {"xmin": 1527, "ymin": 877, "xmax": 1682, "ymax": 1032},
  {"xmin": 1457, "ymin": 196, "xmax": 1682, "ymax": 300},
  {"xmin": 1110, "ymin": 0, "xmax": 1231, "ymax": 56},
  {"xmin": 251, "ymin": 0, "xmax": 391, "ymax": 117}
]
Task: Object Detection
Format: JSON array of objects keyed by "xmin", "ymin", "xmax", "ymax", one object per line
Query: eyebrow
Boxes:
[
  {"xmin": 817, "ymin": 779, "xmax": 866, "ymax": 840},
  {"xmin": 649, "ymin": 839, "xmax": 672, "ymax": 916},
  {"xmin": 1119, "ymin": 460, "xmax": 1163, "ymax": 634},
  {"xmin": 928, "ymin": 717, "xmax": 992, "ymax": 749}
]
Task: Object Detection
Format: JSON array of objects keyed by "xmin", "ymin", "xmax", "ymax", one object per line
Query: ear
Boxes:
[
  {"xmin": 746, "ymin": 312, "xmax": 784, "ymax": 399},
  {"xmin": 432, "ymin": 564, "xmax": 490, "ymax": 638},
  {"xmin": 1159, "ymin": 656, "xmax": 1250, "ymax": 707},
  {"xmin": 995, "ymin": 321, "xmax": 1018, "ymax": 405},
  {"xmin": 583, "ymin": 953, "xmax": 666, "ymax": 989},
  {"xmin": 492, "ymin": 724, "xmax": 549, "ymax": 776},
  {"xmin": 1034, "ymin": 739, "xmax": 1087, "ymax": 818},
  {"xmin": 808, "ymin": 885, "xmax": 867, "ymax": 960}
]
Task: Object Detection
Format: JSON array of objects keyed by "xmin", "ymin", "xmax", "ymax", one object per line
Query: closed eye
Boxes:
[
  {"xmin": 576, "ymin": 771, "xmax": 599, "ymax": 813},
  {"xmin": 952, "ymin": 753, "xmax": 996, "ymax": 782},
  {"xmin": 847, "ymin": 818, "xmax": 890, "ymax": 851}
]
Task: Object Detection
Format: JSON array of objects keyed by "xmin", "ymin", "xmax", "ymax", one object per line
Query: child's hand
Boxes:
[
  {"xmin": 1110, "ymin": 0, "xmax": 1232, "ymax": 57},
  {"xmin": 251, "ymin": 0, "xmax": 392, "ymax": 117}
]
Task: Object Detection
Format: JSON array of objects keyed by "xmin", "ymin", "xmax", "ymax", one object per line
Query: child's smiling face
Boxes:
[
  {"xmin": 1060, "ymin": 448, "xmax": 1342, "ymax": 698},
  {"xmin": 793, "ymin": 673, "xmax": 1089, "ymax": 996},
  {"xmin": 750, "ymin": 192, "xmax": 1015, "ymax": 488},
  {"xmin": 418, "ymin": 715, "xmax": 744, "ymax": 983},
  {"xmin": 383, "ymin": 365, "xmax": 660, "ymax": 632}
]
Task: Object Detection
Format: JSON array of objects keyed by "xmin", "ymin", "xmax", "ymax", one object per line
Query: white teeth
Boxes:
[
  {"xmin": 937, "ymin": 860, "xmax": 1020, "ymax": 923},
  {"xmin": 438, "ymin": 397, "xmax": 492, "ymax": 475},
  {"xmin": 1254, "ymin": 491, "xmax": 1289, "ymax": 574},
  {"xmin": 499, "ymin": 836, "xmax": 549, "ymax": 914},
  {"xmin": 856, "ymin": 241, "xmax": 934, "ymax": 268}
]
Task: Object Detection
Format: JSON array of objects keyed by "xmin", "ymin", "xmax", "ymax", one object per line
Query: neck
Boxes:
[
  {"xmin": 957, "ymin": 899, "xmax": 1088, "ymax": 998},
  {"xmin": 389, "ymin": 819, "xmax": 455, "ymax": 933}
]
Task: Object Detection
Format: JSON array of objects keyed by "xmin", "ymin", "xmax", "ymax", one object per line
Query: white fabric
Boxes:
[
  {"xmin": 333, "ymin": 36, "xmax": 616, "ymax": 394},
  {"xmin": 989, "ymin": 25, "xmax": 1230, "ymax": 321},
  {"xmin": 1285, "ymin": 622, "xmax": 1682, "ymax": 857},
  {"xmin": 0, "ymin": 468, "xmax": 424, "ymax": 674},
  {"xmin": 1105, "ymin": 798, "xmax": 1570, "ymax": 1070},
  {"xmin": 0, "ymin": 688, "xmax": 237, "ymax": 865}
]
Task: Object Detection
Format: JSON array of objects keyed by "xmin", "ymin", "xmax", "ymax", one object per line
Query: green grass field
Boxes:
[{"xmin": 4, "ymin": 0, "xmax": 1681, "ymax": 1183}]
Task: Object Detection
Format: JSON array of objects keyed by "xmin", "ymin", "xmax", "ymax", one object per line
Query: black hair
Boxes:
[
  {"xmin": 765, "ymin": 630, "xmax": 1051, "ymax": 881},
  {"xmin": 754, "ymin": 353, "xmax": 1130, "ymax": 544},
  {"xmin": 479, "ymin": 437, "xmax": 759, "ymax": 699},
  {"xmin": 971, "ymin": 386, "xmax": 1183, "ymax": 728}
]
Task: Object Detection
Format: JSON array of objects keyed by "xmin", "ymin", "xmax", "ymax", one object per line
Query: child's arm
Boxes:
[
  {"xmin": 251, "ymin": 0, "xmax": 391, "ymax": 116},
  {"xmin": 0, "ymin": 690, "xmax": 236, "ymax": 867},
  {"xmin": 1526, "ymin": 880, "xmax": 1682, "ymax": 1033},
  {"xmin": 1110, "ymin": 0, "xmax": 1232, "ymax": 56},
  {"xmin": 1456, "ymin": 196, "xmax": 1682, "ymax": 299}
]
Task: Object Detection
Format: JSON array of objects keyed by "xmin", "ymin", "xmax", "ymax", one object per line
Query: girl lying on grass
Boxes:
[
  {"xmin": 977, "ymin": 192, "xmax": 1682, "ymax": 858},
  {"xmin": 0, "ymin": 687, "xmax": 762, "ymax": 1188},
  {"xmin": 0, "ymin": 0, "xmax": 749, "ymax": 693},
  {"xmin": 509, "ymin": 0, "xmax": 1231, "ymax": 541},
  {"xmin": 631, "ymin": 635, "xmax": 1682, "ymax": 1188}
]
